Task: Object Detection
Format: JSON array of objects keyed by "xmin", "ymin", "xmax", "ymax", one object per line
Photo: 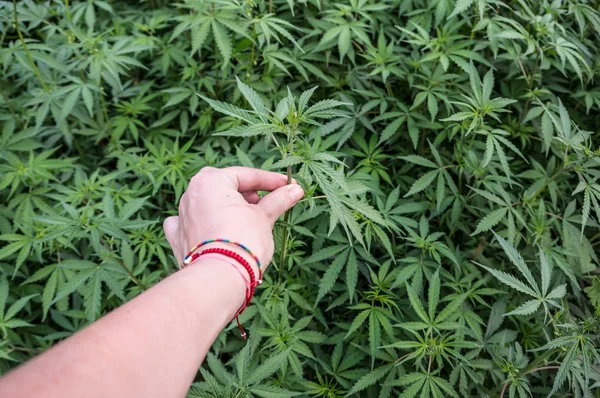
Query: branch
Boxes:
[
  {"xmin": 499, "ymin": 366, "xmax": 561, "ymax": 398},
  {"xmin": 100, "ymin": 237, "xmax": 148, "ymax": 291},
  {"xmin": 13, "ymin": 0, "xmax": 50, "ymax": 93}
]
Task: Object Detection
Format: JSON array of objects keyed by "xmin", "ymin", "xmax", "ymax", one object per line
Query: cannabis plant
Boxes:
[{"xmin": 2, "ymin": 0, "xmax": 600, "ymax": 397}]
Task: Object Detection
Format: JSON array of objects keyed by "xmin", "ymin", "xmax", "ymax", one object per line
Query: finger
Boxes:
[
  {"xmin": 242, "ymin": 191, "xmax": 261, "ymax": 204},
  {"xmin": 223, "ymin": 166, "xmax": 292, "ymax": 193},
  {"xmin": 163, "ymin": 216, "xmax": 182, "ymax": 263},
  {"xmin": 257, "ymin": 184, "xmax": 304, "ymax": 224}
]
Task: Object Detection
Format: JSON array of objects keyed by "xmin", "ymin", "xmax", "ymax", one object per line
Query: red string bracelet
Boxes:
[
  {"xmin": 181, "ymin": 238, "xmax": 263, "ymax": 284},
  {"xmin": 181, "ymin": 247, "xmax": 258, "ymax": 339}
]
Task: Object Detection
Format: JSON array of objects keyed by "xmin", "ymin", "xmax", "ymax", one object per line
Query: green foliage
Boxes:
[{"xmin": 1, "ymin": 0, "xmax": 600, "ymax": 396}]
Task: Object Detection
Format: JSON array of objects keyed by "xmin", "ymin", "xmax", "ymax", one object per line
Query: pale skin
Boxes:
[{"xmin": 0, "ymin": 166, "xmax": 304, "ymax": 398}]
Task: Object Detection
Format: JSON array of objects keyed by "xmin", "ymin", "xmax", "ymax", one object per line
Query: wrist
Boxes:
[
  {"xmin": 184, "ymin": 247, "xmax": 260, "ymax": 339},
  {"xmin": 180, "ymin": 258, "xmax": 247, "ymax": 325}
]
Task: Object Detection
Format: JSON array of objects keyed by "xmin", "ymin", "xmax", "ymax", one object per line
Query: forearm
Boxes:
[{"xmin": 0, "ymin": 259, "xmax": 245, "ymax": 398}]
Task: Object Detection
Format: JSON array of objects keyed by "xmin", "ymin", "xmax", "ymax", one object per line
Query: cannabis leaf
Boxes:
[{"xmin": 476, "ymin": 232, "xmax": 567, "ymax": 317}]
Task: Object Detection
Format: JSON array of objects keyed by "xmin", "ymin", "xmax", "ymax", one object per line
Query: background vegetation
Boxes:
[{"xmin": 1, "ymin": 0, "xmax": 600, "ymax": 396}]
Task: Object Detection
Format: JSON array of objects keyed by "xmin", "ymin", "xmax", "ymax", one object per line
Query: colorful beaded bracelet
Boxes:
[{"xmin": 181, "ymin": 238, "xmax": 263, "ymax": 283}]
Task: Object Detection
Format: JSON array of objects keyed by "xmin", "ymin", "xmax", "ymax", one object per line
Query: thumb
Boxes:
[
  {"xmin": 258, "ymin": 184, "xmax": 304, "ymax": 224},
  {"xmin": 163, "ymin": 216, "xmax": 182, "ymax": 264}
]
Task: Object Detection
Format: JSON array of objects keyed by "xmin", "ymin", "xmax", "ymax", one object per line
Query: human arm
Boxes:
[{"xmin": 0, "ymin": 166, "xmax": 304, "ymax": 398}]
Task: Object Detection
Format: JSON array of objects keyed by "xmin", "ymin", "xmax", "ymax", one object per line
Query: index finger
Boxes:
[{"xmin": 222, "ymin": 166, "xmax": 292, "ymax": 192}]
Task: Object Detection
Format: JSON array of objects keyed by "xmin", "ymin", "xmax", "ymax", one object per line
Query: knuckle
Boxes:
[
  {"xmin": 189, "ymin": 174, "xmax": 203, "ymax": 187},
  {"xmin": 178, "ymin": 194, "xmax": 186, "ymax": 214},
  {"xmin": 163, "ymin": 216, "xmax": 179, "ymax": 239},
  {"xmin": 190, "ymin": 167, "xmax": 218, "ymax": 187},
  {"xmin": 200, "ymin": 166, "xmax": 218, "ymax": 174}
]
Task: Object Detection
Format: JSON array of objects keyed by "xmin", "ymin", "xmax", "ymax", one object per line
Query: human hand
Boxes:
[{"xmin": 163, "ymin": 167, "xmax": 304, "ymax": 273}]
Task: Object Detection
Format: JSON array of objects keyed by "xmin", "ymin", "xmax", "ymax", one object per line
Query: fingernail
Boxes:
[{"xmin": 288, "ymin": 185, "xmax": 304, "ymax": 201}]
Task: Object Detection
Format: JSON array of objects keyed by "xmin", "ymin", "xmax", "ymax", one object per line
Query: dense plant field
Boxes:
[{"xmin": 2, "ymin": 0, "xmax": 600, "ymax": 396}]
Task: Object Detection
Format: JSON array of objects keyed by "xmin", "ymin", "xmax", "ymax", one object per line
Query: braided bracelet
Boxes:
[
  {"xmin": 181, "ymin": 238, "xmax": 263, "ymax": 283},
  {"xmin": 180, "ymin": 245, "xmax": 260, "ymax": 339}
]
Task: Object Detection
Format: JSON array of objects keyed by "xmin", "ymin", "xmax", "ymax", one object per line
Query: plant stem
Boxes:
[
  {"xmin": 297, "ymin": 195, "xmax": 326, "ymax": 204},
  {"xmin": 493, "ymin": 349, "xmax": 560, "ymax": 396},
  {"xmin": 100, "ymin": 238, "xmax": 148, "ymax": 290},
  {"xmin": 418, "ymin": 128, "xmax": 426, "ymax": 154},
  {"xmin": 472, "ymin": 237, "xmax": 485, "ymax": 261},
  {"xmin": 518, "ymin": 97, "xmax": 532, "ymax": 125},
  {"xmin": 394, "ymin": 352, "xmax": 413, "ymax": 364},
  {"xmin": 64, "ymin": 0, "xmax": 72, "ymax": 20},
  {"xmin": 545, "ymin": 211, "xmax": 564, "ymax": 221},
  {"xmin": 99, "ymin": 85, "xmax": 112, "ymax": 136},
  {"xmin": 114, "ymin": 255, "xmax": 148, "ymax": 290},
  {"xmin": 530, "ymin": 166, "xmax": 573, "ymax": 201},
  {"xmin": 278, "ymin": 125, "xmax": 295, "ymax": 283},
  {"xmin": 499, "ymin": 366, "xmax": 560, "ymax": 398},
  {"xmin": 0, "ymin": 84, "xmax": 21, "ymax": 128},
  {"xmin": 13, "ymin": 0, "xmax": 50, "ymax": 93},
  {"xmin": 8, "ymin": 344, "xmax": 40, "ymax": 354},
  {"xmin": 248, "ymin": 15, "xmax": 256, "ymax": 79}
]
